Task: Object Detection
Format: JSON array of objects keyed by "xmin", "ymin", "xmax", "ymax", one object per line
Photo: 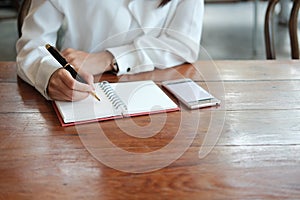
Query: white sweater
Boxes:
[{"xmin": 16, "ymin": 0, "xmax": 204, "ymax": 99}]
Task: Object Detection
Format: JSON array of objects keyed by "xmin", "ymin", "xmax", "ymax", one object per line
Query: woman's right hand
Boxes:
[{"xmin": 47, "ymin": 68, "xmax": 95, "ymax": 101}]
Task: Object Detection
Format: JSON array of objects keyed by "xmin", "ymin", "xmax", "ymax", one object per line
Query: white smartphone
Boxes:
[{"xmin": 162, "ymin": 78, "xmax": 220, "ymax": 109}]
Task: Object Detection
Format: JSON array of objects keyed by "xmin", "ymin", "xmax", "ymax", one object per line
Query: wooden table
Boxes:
[{"xmin": 1, "ymin": 60, "xmax": 300, "ymax": 199}]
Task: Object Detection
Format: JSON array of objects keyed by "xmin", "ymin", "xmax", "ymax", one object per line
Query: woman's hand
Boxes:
[
  {"xmin": 61, "ymin": 48, "xmax": 114, "ymax": 75},
  {"xmin": 47, "ymin": 68, "xmax": 95, "ymax": 101},
  {"xmin": 47, "ymin": 48, "xmax": 114, "ymax": 101}
]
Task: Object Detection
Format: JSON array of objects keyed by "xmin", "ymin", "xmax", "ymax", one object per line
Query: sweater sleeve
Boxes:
[{"xmin": 16, "ymin": 0, "xmax": 63, "ymax": 100}]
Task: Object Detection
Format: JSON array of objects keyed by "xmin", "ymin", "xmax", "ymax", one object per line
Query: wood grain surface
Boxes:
[{"xmin": 1, "ymin": 60, "xmax": 300, "ymax": 199}]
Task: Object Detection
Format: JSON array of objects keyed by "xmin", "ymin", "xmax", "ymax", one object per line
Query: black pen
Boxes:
[{"xmin": 45, "ymin": 44, "xmax": 100, "ymax": 101}]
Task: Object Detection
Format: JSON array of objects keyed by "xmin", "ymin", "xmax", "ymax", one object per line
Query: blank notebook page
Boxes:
[
  {"xmin": 111, "ymin": 81, "xmax": 178, "ymax": 115},
  {"xmin": 55, "ymin": 86, "xmax": 119, "ymax": 123}
]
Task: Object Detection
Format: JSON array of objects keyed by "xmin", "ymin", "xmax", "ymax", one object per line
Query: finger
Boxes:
[
  {"xmin": 50, "ymin": 88, "xmax": 89, "ymax": 101},
  {"xmin": 70, "ymin": 90, "xmax": 90, "ymax": 101},
  {"xmin": 48, "ymin": 70, "xmax": 72, "ymax": 101},
  {"xmin": 60, "ymin": 69, "xmax": 93, "ymax": 93},
  {"xmin": 68, "ymin": 64, "xmax": 95, "ymax": 90},
  {"xmin": 48, "ymin": 69, "xmax": 90, "ymax": 101},
  {"xmin": 61, "ymin": 48, "xmax": 74, "ymax": 57},
  {"xmin": 61, "ymin": 48, "xmax": 78, "ymax": 65},
  {"xmin": 53, "ymin": 89, "xmax": 89, "ymax": 101}
]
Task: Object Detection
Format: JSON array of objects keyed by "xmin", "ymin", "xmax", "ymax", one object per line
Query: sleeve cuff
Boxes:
[
  {"xmin": 106, "ymin": 44, "xmax": 154, "ymax": 75},
  {"xmin": 35, "ymin": 55, "xmax": 61, "ymax": 100}
]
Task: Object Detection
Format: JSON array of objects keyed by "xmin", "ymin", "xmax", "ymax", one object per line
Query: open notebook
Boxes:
[{"xmin": 53, "ymin": 80, "xmax": 180, "ymax": 126}]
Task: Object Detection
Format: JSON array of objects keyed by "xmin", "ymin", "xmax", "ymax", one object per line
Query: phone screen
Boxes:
[
  {"xmin": 164, "ymin": 80, "xmax": 213, "ymax": 103},
  {"xmin": 162, "ymin": 79, "xmax": 220, "ymax": 109}
]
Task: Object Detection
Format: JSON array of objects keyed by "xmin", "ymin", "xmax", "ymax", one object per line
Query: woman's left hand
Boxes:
[{"xmin": 61, "ymin": 48, "xmax": 114, "ymax": 75}]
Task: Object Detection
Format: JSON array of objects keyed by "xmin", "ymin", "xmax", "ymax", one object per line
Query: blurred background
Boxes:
[{"xmin": 0, "ymin": 0, "xmax": 296, "ymax": 61}]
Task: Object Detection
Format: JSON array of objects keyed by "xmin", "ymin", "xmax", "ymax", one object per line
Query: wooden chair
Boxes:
[
  {"xmin": 265, "ymin": 0, "xmax": 300, "ymax": 59},
  {"xmin": 289, "ymin": 0, "xmax": 300, "ymax": 59},
  {"xmin": 17, "ymin": 0, "xmax": 31, "ymax": 37},
  {"xmin": 264, "ymin": 0, "xmax": 279, "ymax": 59}
]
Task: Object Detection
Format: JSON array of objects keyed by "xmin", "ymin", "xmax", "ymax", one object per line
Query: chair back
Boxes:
[
  {"xmin": 289, "ymin": 0, "xmax": 300, "ymax": 59},
  {"xmin": 265, "ymin": 0, "xmax": 300, "ymax": 59},
  {"xmin": 264, "ymin": 0, "xmax": 279, "ymax": 59},
  {"xmin": 17, "ymin": 0, "xmax": 32, "ymax": 37}
]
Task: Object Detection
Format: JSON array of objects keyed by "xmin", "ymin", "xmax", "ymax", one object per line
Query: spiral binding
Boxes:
[{"xmin": 99, "ymin": 81, "xmax": 127, "ymax": 111}]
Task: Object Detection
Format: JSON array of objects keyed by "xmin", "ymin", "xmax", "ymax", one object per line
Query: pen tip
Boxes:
[
  {"xmin": 92, "ymin": 92, "xmax": 101, "ymax": 101},
  {"xmin": 96, "ymin": 96, "xmax": 101, "ymax": 101}
]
